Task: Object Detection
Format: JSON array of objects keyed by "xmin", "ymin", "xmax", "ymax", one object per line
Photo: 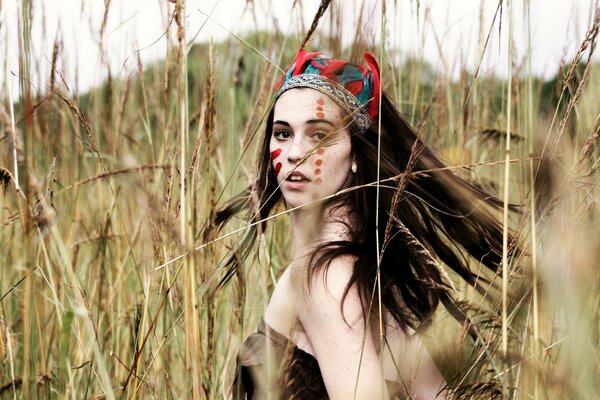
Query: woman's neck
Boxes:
[{"xmin": 288, "ymin": 202, "xmax": 353, "ymax": 261}]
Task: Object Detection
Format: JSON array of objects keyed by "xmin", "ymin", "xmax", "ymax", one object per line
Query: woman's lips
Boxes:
[{"xmin": 283, "ymin": 171, "xmax": 310, "ymax": 190}]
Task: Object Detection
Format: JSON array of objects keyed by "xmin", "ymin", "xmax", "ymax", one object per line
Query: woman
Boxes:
[{"xmin": 218, "ymin": 50, "xmax": 513, "ymax": 399}]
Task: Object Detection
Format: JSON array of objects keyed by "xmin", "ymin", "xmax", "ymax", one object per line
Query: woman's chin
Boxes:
[{"xmin": 284, "ymin": 195, "xmax": 322, "ymax": 211}]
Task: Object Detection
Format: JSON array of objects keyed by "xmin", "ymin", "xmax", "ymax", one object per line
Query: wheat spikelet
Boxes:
[{"xmin": 301, "ymin": 0, "xmax": 332, "ymax": 49}]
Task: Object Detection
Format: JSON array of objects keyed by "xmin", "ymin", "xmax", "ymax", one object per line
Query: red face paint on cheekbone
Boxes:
[
  {"xmin": 271, "ymin": 148, "xmax": 282, "ymax": 176},
  {"xmin": 271, "ymin": 148, "xmax": 282, "ymax": 160},
  {"xmin": 314, "ymin": 148, "xmax": 324, "ymax": 185}
]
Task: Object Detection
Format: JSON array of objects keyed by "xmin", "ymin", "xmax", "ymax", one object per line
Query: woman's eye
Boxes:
[
  {"xmin": 313, "ymin": 132, "xmax": 327, "ymax": 141},
  {"xmin": 274, "ymin": 130, "xmax": 291, "ymax": 140}
]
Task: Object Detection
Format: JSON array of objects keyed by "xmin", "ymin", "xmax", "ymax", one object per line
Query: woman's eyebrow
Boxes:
[
  {"xmin": 273, "ymin": 119, "xmax": 335, "ymax": 127},
  {"xmin": 306, "ymin": 119, "xmax": 335, "ymax": 127}
]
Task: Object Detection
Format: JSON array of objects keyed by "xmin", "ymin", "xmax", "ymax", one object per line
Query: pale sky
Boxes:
[{"xmin": 1, "ymin": 0, "xmax": 598, "ymax": 95}]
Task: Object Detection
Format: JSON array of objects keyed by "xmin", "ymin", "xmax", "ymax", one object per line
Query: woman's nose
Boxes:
[{"xmin": 286, "ymin": 138, "xmax": 307, "ymax": 164}]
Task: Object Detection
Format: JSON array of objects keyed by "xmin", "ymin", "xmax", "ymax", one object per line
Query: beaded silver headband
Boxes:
[{"xmin": 275, "ymin": 74, "xmax": 371, "ymax": 133}]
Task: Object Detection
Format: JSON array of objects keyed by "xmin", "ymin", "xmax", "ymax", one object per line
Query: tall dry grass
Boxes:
[{"xmin": 1, "ymin": 0, "xmax": 599, "ymax": 399}]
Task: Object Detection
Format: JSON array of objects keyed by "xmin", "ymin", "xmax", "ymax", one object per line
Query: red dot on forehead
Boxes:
[
  {"xmin": 317, "ymin": 98, "xmax": 325, "ymax": 105},
  {"xmin": 315, "ymin": 159, "xmax": 323, "ymax": 166},
  {"xmin": 314, "ymin": 169, "xmax": 321, "ymax": 175},
  {"xmin": 316, "ymin": 148, "xmax": 325, "ymax": 155},
  {"xmin": 316, "ymin": 112, "xmax": 325, "ymax": 118},
  {"xmin": 316, "ymin": 106, "xmax": 324, "ymax": 111},
  {"xmin": 315, "ymin": 178, "xmax": 322, "ymax": 185}
]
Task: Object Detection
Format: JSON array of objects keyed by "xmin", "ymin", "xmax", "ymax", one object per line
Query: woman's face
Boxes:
[{"xmin": 270, "ymin": 88, "xmax": 353, "ymax": 209}]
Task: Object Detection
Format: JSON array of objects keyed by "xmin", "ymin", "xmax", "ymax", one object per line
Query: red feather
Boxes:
[
  {"xmin": 363, "ymin": 52, "xmax": 382, "ymax": 120},
  {"xmin": 292, "ymin": 49, "xmax": 322, "ymax": 76},
  {"xmin": 322, "ymin": 60, "xmax": 347, "ymax": 78},
  {"xmin": 274, "ymin": 49, "xmax": 322, "ymax": 89},
  {"xmin": 345, "ymin": 80, "xmax": 364, "ymax": 96}
]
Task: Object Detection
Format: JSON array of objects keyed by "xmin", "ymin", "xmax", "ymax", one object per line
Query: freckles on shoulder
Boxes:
[
  {"xmin": 299, "ymin": 255, "xmax": 367, "ymax": 338},
  {"xmin": 303, "ymin": 255, "xmax": 358, "ymax": 306}
]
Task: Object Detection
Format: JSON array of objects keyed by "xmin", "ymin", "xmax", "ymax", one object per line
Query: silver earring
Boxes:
[{"xmin": 351, "ymin": 161, "xmax": 357, "ymax": 173}]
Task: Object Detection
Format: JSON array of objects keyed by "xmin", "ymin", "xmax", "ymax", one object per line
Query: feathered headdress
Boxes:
[{"xmin": 275, "ymin": 49, "xmax": 382, "ymax": 133}]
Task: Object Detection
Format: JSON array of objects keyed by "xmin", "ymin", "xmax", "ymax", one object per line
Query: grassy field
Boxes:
[{"xmin": 1, "ymin": 1, "xmax": 599, "ymax": 399}]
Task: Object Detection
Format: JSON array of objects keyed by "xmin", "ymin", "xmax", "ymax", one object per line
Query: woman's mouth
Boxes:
[
  {"xmin": 284, "ymin": 172, "xmax": 310, "ymax": 189},
  {"xmin": 287, "ymin": 172, "xmax": 309, "ymax": 182}
]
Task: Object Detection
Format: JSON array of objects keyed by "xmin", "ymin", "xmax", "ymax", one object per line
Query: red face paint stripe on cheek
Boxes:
[
  {"xmin": 274, "ymin": 162, "xmax": 282, "ymax": 176},
  {"xmin": 271, "ymin": 148, "xmax": 282, "ymax": 160}
]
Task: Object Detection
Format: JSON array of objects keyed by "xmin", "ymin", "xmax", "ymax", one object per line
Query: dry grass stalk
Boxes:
[
  {"xmin": 0, "ymin": 318, "xmax": 6, "ymax": 363},
  {"xmin": 163, "ymin": 155, "xmax": 176, "ymax": 227},
  {"xmin": 55, "ymin": 92, "xmax": 101, "ymax": 158},
  {"xmin": 200, "ymin": 43, "xmax": 217, "ymax": 245},
  {"xmin": 524, "ymin": 2, "xmax": 542, "ymax": 395},
  {"xmin": 501, "ymin": 2, "xmax": 515, "ymax": 395},
  {"xmin": 99, "ymin": 0, "xmax": 112, "ymax": 45},
  {"xmin": 578, "ymin": 119, "xmax": 600, "ymax": 165},
  {"xmin": 553, "ymin": 6, "xmax": 600, "ymax": 152},
  {"xmin": 197, "ymin": 42, "xmax": 219, "ymax": 399},
  {"xmin": 172, "ymin": 1, "xmax": 206, "ymax": 398},
  {"xmin": 300, "ymin": 0, "xmax": 332, "ymax": 49},
  {"xmin": 5, "ymin": 70, "xmax": 22, "ymax": 194},
  {"xmin": 175, "ymin": 0, "xmax": 188, "ymax": 243},
  {"xmin": 114, "ymin": 73, "xmax": 132, "ymax": 147},
  {"xmin": 241, "ymin": 44, "xmax": 273, "ymax": 150},
  {"xmin": 49, "ymin": 38, "xmax": 59, "ymax": 93},
  {"xmin": 60, "ymin": 164, "xmax": 169, "ymax": 192}
]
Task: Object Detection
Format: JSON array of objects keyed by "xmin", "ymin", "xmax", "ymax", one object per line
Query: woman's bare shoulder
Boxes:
[
  {"xmin": 297, "ymin": 253, "xmax": 361, "ymax": 324},
  {"xmin": 306, "ymin": 254, "xmax": 356, "ymax": 295},
  {"xmin": 296, "ymin": 254, "xmax": 388, "ymax": 398}
]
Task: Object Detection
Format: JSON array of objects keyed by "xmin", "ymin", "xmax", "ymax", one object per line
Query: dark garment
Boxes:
[
  {"xmin": 232, "ymin": 319, "xmax": 328, "ymax": 399},
  {"xmin": 232, "ymin": 319, "xmax": 404, "ymax": 400}
]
